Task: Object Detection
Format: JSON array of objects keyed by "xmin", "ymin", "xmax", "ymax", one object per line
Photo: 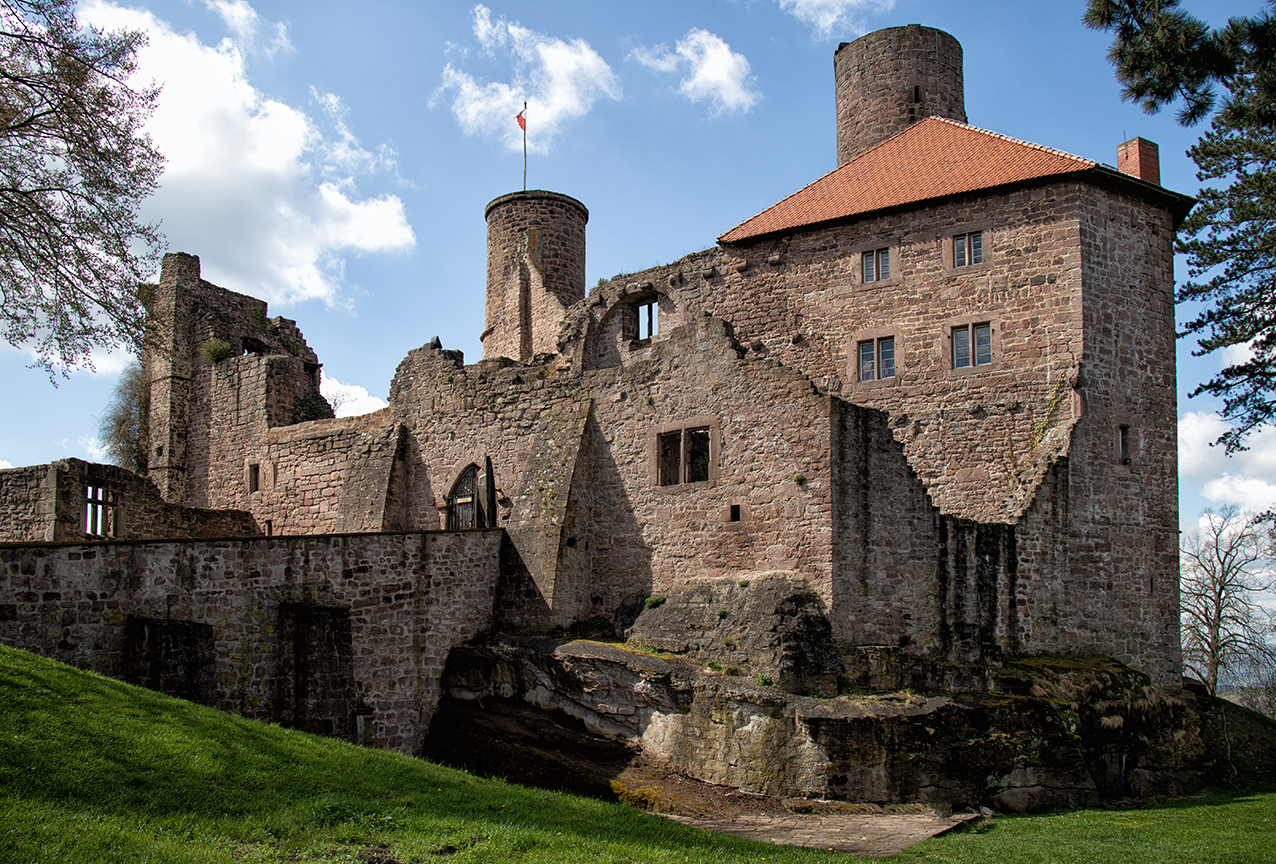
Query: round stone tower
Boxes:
[
  {"xmin": 833, "ymin": 24, "xmax": 966, "ymax": 166},
  {"xmin": 483, "ymin": 190, "xmax": 588, "ymax": 362}
]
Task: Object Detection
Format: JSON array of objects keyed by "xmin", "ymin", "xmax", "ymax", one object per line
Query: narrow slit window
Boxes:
[
  {"xmin": 1119, "ymin": 425, "xmax": 1131, "ymax": 464},
  {"xmin": 729, "ymin": 504, "xmax": 741, "ymax": 522},
  {"xmin": 248, "ymin": 463, "xmax": 260, "ymax": 493},
  {"xmin": 658, "ymin": 432, "xmax": 682, "ymax": 486},
  {"xmin": 636, "ymin": 301, "xmax": 659, "ymax": 340},
  {"xmin": 686, "ymin": 427, "xmax": 710, "ymax": 483}
]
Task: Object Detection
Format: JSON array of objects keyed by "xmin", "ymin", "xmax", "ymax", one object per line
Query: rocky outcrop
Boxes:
[{"xmin": 428, "ymin": 637, "xmax": 1275, "ymax": 812}]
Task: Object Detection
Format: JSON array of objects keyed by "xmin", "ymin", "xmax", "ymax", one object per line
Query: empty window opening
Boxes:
[
  {"xmin": 265, "ymin": 520, "xmax": 273, "ymax": 537},
  {"xmin": 155, "ymin": 445, "xmax": 164, "ymax": 458},
  {"xmin": 85, "ymin": 485, "xmax": 118, "ymax": 537},
  {"xmin": 954, "ymin": 231, "xmax": 984, "ymax": 267},
  {"xmin": 913, "ymin": 85, "xmax": 921, "ymax": 103},
  {"xmin": 658, "ymin": 432, "xmax": 682, "ymax": 486},
  {"xmin": 729, "ymin": 504, "xmax": 741, "ymax": 522},
  {"xmin": 447, "ymin": 465, "xmax": 485, "ymax": 529},
  {"xmin": 248, "ymin": 463, "xmax": 260, "ymax": 493},
  {"xmin": 859, "ymin": 337, "xmax": 896, "ymax": 381},
  {"xmin": 658, "ymin": 426, "xmax": 712, "ymax": 486},
  {"xmin": 1119, "ymin": 425, "xmax": 1132, "ymax": 464},
  {"xmin": 636, "ymin": 300, "xmax": 659, "ymax": 340},
  {"xmin": 686, "ymin": 427, "xmax": 710, "ymax": 483},
  {"xmin": 953, "ymin": 323, "xmax": 992, "ymax": 369},
  {"xmin": 862, "ymin": 248, "xmax": 890, "ymax": 283}
]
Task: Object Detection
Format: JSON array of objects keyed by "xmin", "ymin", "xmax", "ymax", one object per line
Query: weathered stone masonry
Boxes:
[{"xmin": 0, "ymin": 23, "xmax": 1192, "ymax": 756}]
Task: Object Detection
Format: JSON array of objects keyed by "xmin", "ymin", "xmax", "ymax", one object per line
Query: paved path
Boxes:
[{"xmin": 666, "ymin": 809, "xmax": 980, "ymax": 857}]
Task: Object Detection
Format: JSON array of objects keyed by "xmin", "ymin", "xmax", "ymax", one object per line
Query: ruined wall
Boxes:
[
  {"xmin": 0, "ymin": 530, "xmax": 502, "ymax": 751},
  {"xmin": 0, "ymin": 459, "xmax": 257, "ymax": 544},
  {"xmin": 143, "ymin": 253, "xmax": 328, "ymax": 509},
  {"xmin": 1008, "ymin": 183, "xmax": 1181, "ymax": 685},
  {"xmin": 584, "ymin": 180, "xmax": 1089, "ymax": 525}
]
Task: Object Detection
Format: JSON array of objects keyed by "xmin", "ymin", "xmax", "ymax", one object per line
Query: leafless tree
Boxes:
[{"xmin": 1180, "ymin": 505, "xmax": 1276, "ymax": 695}]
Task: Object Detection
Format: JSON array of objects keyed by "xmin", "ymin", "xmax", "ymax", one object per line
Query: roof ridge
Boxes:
[{"xmin": 926, "ymin": 116, "xmax": 1096, "ymax": 166}]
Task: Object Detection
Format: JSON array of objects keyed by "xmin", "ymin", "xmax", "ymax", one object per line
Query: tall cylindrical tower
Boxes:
[
  {"xmin": 483, "ymin": 190, "xmax": 588, "ymax": 362},
  {"xmin": 833, "ymin": 24, "xmax": 966, "ymax": 166}
]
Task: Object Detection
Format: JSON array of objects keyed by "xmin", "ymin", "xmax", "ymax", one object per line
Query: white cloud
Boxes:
[
  {"xmin": 1180, "ymin": 411, "xmax": 1276, "ymax": 513},
  {"xmin": 79, "ymin": 1, "xmax": 415, "ymax": 310},
  {"xmin": 775, "ymin": 0, "xmax": 895, "ymax": 36},
  {"xmin": 321, "ymin": 375, "xmax": 388, "ymax": 418},
  {"xmin": 434, "ymin": 5, "xmax": 621, "ymax": 154},
  {"xmin": 631, "ymin": 29, "xmax": 759, "ymax": 116},
  {"xmin": 0, "ymin": 460, "xmax": 13, "ymax": 470},
  {"xmin": 79, "ymin": 436, "xmax": 109, "ymax": 461},
  {"xmin": 203, "ymin": 0, "xmax": 292, "ymax": 59}
]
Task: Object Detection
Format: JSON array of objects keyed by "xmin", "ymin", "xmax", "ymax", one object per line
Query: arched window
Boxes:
[{"xmin": 447, "ymin": 465, "xmax": 483, "ymax": 530}]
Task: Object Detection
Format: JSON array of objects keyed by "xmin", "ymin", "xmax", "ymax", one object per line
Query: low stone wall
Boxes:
[{"xmin": 0, "ymin": 529, "xmax": 502, "ymax": 752}]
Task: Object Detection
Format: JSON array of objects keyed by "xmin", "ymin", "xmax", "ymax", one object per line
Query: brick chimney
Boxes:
[{"xmin": 1117, "ymin": 137, "xmax": 1160, "ymax": 185}]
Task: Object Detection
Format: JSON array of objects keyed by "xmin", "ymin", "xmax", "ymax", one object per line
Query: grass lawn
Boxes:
[{"xmin": 1, "ymin": 643, "xmax": 1273, "ymax": 863}]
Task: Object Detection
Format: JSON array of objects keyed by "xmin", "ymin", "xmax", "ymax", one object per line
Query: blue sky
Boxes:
[{"xmin": 0, "ymin": 0, "xmax": 1268, "ymax": 534}]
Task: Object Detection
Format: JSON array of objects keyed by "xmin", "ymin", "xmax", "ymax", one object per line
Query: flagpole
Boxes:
[{"xmin": 522, "ymin": 101, "xmax": 527, "ymax": 191}]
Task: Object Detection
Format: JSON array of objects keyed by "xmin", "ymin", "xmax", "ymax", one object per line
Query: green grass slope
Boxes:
[{"xmin": 1, "ymin": 644, "xmax": 1273, "ymax": 863}]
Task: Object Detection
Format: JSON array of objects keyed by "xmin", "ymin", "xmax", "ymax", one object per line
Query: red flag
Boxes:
[{"xmin": 516, "ymin": 109, "xmax": 526, "ymax": 131}]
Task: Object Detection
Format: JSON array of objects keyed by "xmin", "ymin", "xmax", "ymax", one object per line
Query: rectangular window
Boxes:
[
  {"xmin": 656, "ymin": 424, "xmax": 715, "ymax": 486},
  {"xmin": 636, "ymin": 301, "xmax": 659, "ymax": 340},
  {"xmin": 686, "ymin": 427, "xmax": 710, "ymax": 483},
  {"xmin": 729, "ymin": 504, "xmax": 741, "ymax": 522},
  {"xmin": 85, "ymin": 486, "xmax": 117, "ymax": 537},
  {"xmin": 862, "ymin": 248, "xmax": 890, "ymax": 283},
  {"xmin": 858, "ymin": 336, "xmax": 896, "ymax": 381},
  {"xmin": 954, "ymin": 231, "xmax": 983, "ymax": 267},
  {"xmin": 1119, "ymin": 425, "xmax": 1132, "ymax": 464},
  {"xmin": 658, "ymin": 431, "xmax": 681, "ymax": 486},
  {"xmin": 248, "ymin": 463, "xmax": 260, "ymax": 493},
  {"xmin": 953, "ymin": 323, "xmax": 992, "ymax": 369}
]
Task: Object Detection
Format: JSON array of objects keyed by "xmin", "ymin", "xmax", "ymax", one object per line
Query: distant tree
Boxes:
[
  {"xmin": 97, "ymin": 360, "xmax": 148, "ymax": 474},
  {"xmin": 1180, "ymin": 505, "xmax": 1276, "ymax": 695},
  {"xmin": 0, "ymin": 0, "xmax": 164, "ymax": 376},
  {"xmin": 1085, "ymin": 1, "xmax": 1276, "ymax": 451}
]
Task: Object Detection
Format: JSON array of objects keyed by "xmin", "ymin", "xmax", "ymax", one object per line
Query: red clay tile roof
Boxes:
[{"xmin": 718, "ymin": 117, "xmax": 1098, "ymax": 243}]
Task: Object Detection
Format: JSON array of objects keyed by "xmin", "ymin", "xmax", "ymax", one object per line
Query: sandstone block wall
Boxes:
[
  {"xmin": 0, "ymin": 529, "xmax": 502, "ymax": 751},
  {"xmin": 834, "ymin": 24, "xmax": 966, "ymax": 166},
  {"xmin": 484, "ymin": 191, "xmax": 588, "ymax": 362},
  {"xmin": 0, "ymin": 459, "xmax": 257, "ymax": 544}
]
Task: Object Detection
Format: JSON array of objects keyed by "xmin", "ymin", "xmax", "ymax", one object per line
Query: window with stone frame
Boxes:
[
  {"xmin": 633, "ymin": 299, "xmax": 659, "ymax": 341},
  {"xmin": 85, "ymin": 485, "xmax": 118, "ymax": 537},
  {"xmin": 952, "ymin": 322, "xmax": 992, "ymax": 369},
  {"xmin": 656, "ymin": 424, "xmax": 713, "ymax": 486},
  {"xmin": 862, "ymin": 248, "xmax": 891, "ymax": 283},
  {"xmin": 953, "ymin": 231, "xmax": 983, "ymax": 267},
  {"xmin": 858, "ymin": 336, "xmax": 896, "ymax": 381}
]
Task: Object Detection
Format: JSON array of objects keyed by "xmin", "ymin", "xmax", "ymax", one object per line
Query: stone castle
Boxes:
[{"xmin": 1, "ymin": 26, "xmax": 1193, "ymax": 770}]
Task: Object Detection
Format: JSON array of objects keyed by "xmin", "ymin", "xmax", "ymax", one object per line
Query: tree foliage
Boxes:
[
  {"xmin": 97, "ymin": 359, "xmax": 148, "ymax": 474},
  {"xmin": 1180, "ymin": 505, "xmax": 1275, "ymax": 696},
  {"xmin": 0, "ymin": 0, "xmax": 163, "ymax": 375},
  {"xmin": 1176, "ymin": 93, "xmax": 1276, "ymax": 450},
  {"xmin": 1086, "ymin": 1, "xmax": 1276, "ymax": 450},
  {"xmin": 1083, "ymin": 0, "xmax": 1276, "ymax": 127}
]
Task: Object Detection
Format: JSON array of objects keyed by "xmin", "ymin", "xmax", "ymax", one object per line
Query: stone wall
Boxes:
[
  {"xmin": 0, "ymin": 459, "xmax": 257, "ymax": 544},
  {"xmin": 0, "ymin": 529, "xmax": 502, "ymax": 751},
  {"xmin": 483, "ymin": 191, "xmax": 588, "ymax": 362},
  {"xmin": 834, "ymin": 25, "xmax": 967, "ymax": 165}
]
